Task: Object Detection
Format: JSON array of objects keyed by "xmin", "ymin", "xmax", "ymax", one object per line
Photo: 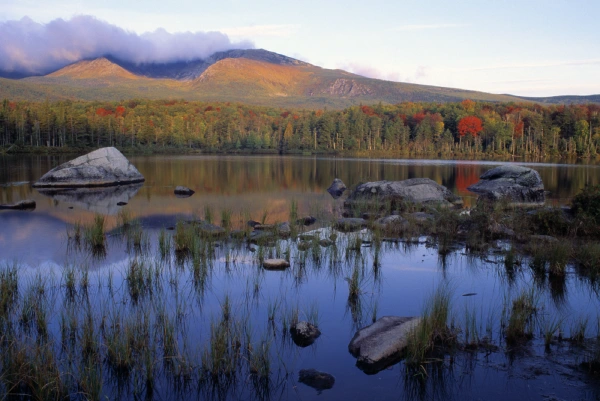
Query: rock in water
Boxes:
[
  {"xmin": 33, "ymin": 147, "xmax": 144, "ymax": 188},
  {"xmin": 290, "ymin": 321, "xmax": 321, "ymax": 347},
  {"xmin": 0, "ymin": 200, "xmax": 36, "ymax": 210},
  {"xmin": 298, "ymin": 369, "xmax": 335, "ymax": 393},
  {"xmin": 174, "ymin": 186, "xmax": 195, "ymax": 197},
  {"xmin": 327, "ymin": 178, "xmax": 347, "ymax": 199},
  {"xmin": 345, "ymin": 178, "xmax": 462, "ymax": 211},
  {"xmin": 262, "ymin": 259, "xmax": 290, "ymax": 270},
  {"xmin": 348, "ymin": 316, "xmax": 422, "ymax": 374},
  {"xmin": 467, "ymin": 165, "xmax": 545, "ymax": 204}
]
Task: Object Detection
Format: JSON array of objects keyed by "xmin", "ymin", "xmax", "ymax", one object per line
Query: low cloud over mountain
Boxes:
[{"xmin": 0, "ymin": 15, "xmax": 253, "ymax": 76}]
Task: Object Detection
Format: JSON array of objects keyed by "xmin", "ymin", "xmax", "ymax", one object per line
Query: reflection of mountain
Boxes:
[{"xmin": 36, "ymin": 183, "xmax": 143, "ymax": 215}]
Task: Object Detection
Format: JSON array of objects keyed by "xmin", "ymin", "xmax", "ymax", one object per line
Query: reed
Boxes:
[{"xmin": 84, "ymin": 214, "xmax": 106, "ymax": 251}]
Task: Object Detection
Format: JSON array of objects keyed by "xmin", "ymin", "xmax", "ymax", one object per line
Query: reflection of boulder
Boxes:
[
  {"xmin": 36, "ymin": 183, "xmax": 143, "ymax": 215},
  {"xmin": 0, "ymin": 200, "xmax": 36, "ymax": 211},
  {"xmin": 33, "ymin": 147, "xmax": 144, "ymax": 188}
]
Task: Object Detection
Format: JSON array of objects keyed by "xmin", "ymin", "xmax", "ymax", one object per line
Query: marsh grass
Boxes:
[
  {"xmin": 174, "ymin": 220, "xmax": 195, "ymax": 254},
  {"xmin": 84, "ymin": 214, "xmax": 106, "ymax": 251},
  {"xmin": 221, "ymin": 208, "xmax": 232, "ymax": 230},
  {"xmin": 505, "ymin": 288, "xmax": 538, "ymax": 344},
  {"xmin": 158, "ymin": 228, "xmax": 171, "ymax": 258},
  {"xmin": 542, "ymin": 315, "xmax": 563, "ymax": 347},
  {"xmin": 406, "ymin": 284, "xmax": 454, "ymax": 366},
  {"xmin": 204, "ymin": 205, "xmax": 213, "ymax": 224}
]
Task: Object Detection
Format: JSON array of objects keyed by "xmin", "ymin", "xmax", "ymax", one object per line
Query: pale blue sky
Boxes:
[{"xmin": 2, "ymin": 0, "xmax": 599, "ymax": 96}]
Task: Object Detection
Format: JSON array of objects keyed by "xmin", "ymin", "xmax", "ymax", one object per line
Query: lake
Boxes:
[{"xmin": 1, "ymin": 154, "xmax": 600, "ymax": 400}]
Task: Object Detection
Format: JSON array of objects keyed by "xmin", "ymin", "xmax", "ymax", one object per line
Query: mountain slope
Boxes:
[
  {"xmin": 1, "ymin": 49, "xmax": 597, "ymax": 107},
  {"xmin": 48, "ymin": 57, "xmax": 140, "ymax": 80}
]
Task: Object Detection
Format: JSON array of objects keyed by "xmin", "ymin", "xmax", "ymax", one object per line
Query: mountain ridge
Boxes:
[{"xmin": 0, "ymin": 49, "xmax": 598, "ymax": 107}]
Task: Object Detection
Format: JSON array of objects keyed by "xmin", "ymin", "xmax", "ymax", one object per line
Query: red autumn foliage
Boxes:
[
  {"xmin": 280, "ymin": 111, "xmax": 291, "ymax": 118},
  {"xmin": 514, "ymin": 121, "xmax": 524, "ymax": 138},
  {"xmin": 148, "ymin": 120, "xmax": 155, "ymax": 127},
  {"xmin": 360, "ymin": 105, "xmax": 376, "ymax": 116},
  {"xmin": 457, "ymin": 116, "xmax": 483, "ymax": 137},
  {"xmin": 293, "ymin": 114, "xmax": 299, "ymax": 120},
  {"xmin": 412, "ymin": 112, "xmax": 426, "ymax": 125},
  {"xmin": 95, "ymin": 108, "xmax": 113, "ymax": 117},
  {"xmin": 204, "ymin": 106, "xmax": 214, "ymax": 112},
  {"xmin": 115, "ymin": 106, "xmax": 126, "ymax": 118}
]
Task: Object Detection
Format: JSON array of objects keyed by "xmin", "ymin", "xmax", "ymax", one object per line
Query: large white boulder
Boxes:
[{"xmin": 33, "ymin": 147, "xmax": 144, "ymax": 188}]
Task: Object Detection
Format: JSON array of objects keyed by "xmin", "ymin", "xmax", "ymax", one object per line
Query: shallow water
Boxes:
[{"xmin": 1, "ymin": 154, "xmax": 600, "ymax": 400}]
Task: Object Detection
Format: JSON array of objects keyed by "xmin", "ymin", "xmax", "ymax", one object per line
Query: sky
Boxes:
[{"xmin": 1, "ymin": 0, "xmax": 599, "ymax": 97}]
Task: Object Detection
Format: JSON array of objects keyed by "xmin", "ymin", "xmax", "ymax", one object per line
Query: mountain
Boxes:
[
  {"xmin": 48, "ymin": 57, "xmax": 140, "ymax": 80},
  {"xmin": 0, "ymin": 49, "xmax": 598, "ymax": 108}
]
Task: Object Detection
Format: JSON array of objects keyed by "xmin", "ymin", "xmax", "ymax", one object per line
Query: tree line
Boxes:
[{"xmin": 1, "ymin": 98, "xmax": 599, "ymax": 158}]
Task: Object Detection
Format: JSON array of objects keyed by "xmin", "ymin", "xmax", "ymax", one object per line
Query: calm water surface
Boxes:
[{"xmin": 1, "ymin": 154, "xmax": 600, "ymax": 400}]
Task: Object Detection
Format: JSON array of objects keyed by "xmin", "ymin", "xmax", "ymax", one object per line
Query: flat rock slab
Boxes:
[
  {"xmin": 349, "ymin": 316, "xmax": 422, "ymax": 374},
  {"xmin": 263, "ymin": 259, "xmax": 290, "ymax": 270},
  {"xmin": 33, "ymin": 147, "xmax": 144, "ymax": 188},
  {"xmin": 298, "ymin": 369, "xmax": 335, "ymax": 393},
  {"xmin": 467, "ymin": 165, "xmax": 545, "ymax": 204},
  {"xmin": 0, "ymin": 200, "xmax": 36, "ymax": 210},
  {"xmin": 346, "ymin": 178, "xmax": 462, "ymax": 209}
]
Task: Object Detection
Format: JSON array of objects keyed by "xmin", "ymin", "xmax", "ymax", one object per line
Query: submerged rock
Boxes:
[
  {"xmin": 263, "ymin": 259, "xmax": 290, "ymax": 270},
  {"xmin": 174, "ymin": 186, "xmax": 195, "ymax": 198},
  {"xmin": 373, "ymin": 215, "xmax": 409, "ymax": 232},
  {"xmin": 298, "ymin": 369, "xmax": 335, "ymax": 393},
  {"xmin": 348, "ymin": 316, "xmax": 422, "ymax": 374},
  {"xmin": 327, "ymin": 178, "xmax": 347, "ymax": 199},
  {"xmin": 33, "ymin": 147, "xmax": 144, "ymax": 188},
  {"xmin": 297, "ymin": 216, "xmax": 317, "ymax": 226},
  {"xmin": 290, "ymin": 321, "xmax": 321, "ymax": 347},
  {"xmin": 467, "ymin": 165, "xmax": 545, "ymax": 204},
  {"xmin": 335, "ymin": 218, "xmax": 367, "ymax": 232},
  {"xmin": 0, "ymin": 200, "xmax": 36, "ymax": 211},
  {"xmin": 345, "ymin": 178, "xmax": 462, "ymax": 211},
  {"xmin": 195, "ymin": 221, "xmax": 227, "ymax": 238}
]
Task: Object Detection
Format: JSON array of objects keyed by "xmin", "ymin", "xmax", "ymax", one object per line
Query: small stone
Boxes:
[
  {"xmin": 290, "ymin": 321, "xmax": 321, "ymax": 347},
  {"xmin": 263, "ymin": 259, "xmax": 290, "ymax": 270},
  {"xmin": 319, "ymin": 239, "xmax": 334, "ymax": 247},
  {"xmin": 298, "ymin": 369, "xmax": 335, "ymax": 393},
  {"xmin": 334, "ymin": 218, "xmax": 366, "ymax": 232},
  {"xmin": 297, "ymin": 216, "xmax": 317, "ymax": 226},
  {"xmin": 327, "ymin": 178, "xmax": 347, "ymax": 199},
  {"xmin": 174, "ymin": 186, "xmax": 195, "ymax": 198}
]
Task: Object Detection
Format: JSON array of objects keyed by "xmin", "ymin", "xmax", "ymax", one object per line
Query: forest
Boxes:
[{"xmin": 1, "ymin": 98, "xmax": 599, "ymax": 158}]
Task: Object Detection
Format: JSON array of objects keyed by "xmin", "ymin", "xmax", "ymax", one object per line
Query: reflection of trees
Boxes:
[{"xmin": 3, "ymin": 155, "xmax": 600, "ymax": 209}]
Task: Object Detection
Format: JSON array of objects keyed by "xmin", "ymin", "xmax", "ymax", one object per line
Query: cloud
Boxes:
[
  {"xmin": 339, "ymin": 63, "xmax": 402, "ymax": 82},
  {"xmin": 221, "ymin": 24, "xmax": 300, "ymax": 38},
  {"xmin": 459, "ymin": 59, "xmax": 600, "ymax": 72},
  {"xmin": 339, "ymin": 63, "xmax": 430, "ymax": 84},
  {"xmin": 392, "ymin": 23, "xmax": 467, "ymax": 31},
  {"xmin": 0, "ymin": 15, "xmax": 254, "ymax": 75}
]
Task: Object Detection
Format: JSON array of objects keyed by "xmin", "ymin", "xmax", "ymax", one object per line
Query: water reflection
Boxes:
[{"xmin": 35, "ymin": 183, "xmax": 143, "ymax": 215}]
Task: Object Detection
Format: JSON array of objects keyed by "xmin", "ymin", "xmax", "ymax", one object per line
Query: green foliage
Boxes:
[
  {"xmin": 1, "ymin": 97, "xmax": 599, "ymax": 157},
  {"xmin": 572, "ymin": 185, "xmax": 600, "ymax": 226}
]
